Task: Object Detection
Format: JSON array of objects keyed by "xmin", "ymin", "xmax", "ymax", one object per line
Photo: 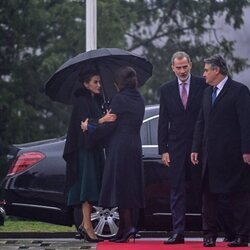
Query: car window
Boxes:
[
  {"xmin": 141, "ymin": 115, "xmax": 159, "ymax": 145},
  {"xmin": 149, "ymin": 117, "xmax": 159, "ymax": 145},
  {"xmin": 140, "ymin": 122, "xmax": 149, "ymax": 145}
]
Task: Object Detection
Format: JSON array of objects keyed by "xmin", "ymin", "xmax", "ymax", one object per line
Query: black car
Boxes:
[{"xmin": 1, "ymin": 105, "xmax": 202, "ymax": 238}]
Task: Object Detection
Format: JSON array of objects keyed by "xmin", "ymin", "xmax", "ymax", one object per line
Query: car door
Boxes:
[
  {"xmin": 141, "ymin": 114, "xmax": 202, "ymax": 231},
  {"xmin": 141, "ymin": 115, "xmax": 172, "ymax": 230}
]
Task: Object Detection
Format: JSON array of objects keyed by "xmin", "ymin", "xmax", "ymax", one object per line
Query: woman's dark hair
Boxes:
[
  {"xmin": 74, "ymin": 69, "xmax": 100, "ymax": 97},
  {"xmin": 79, "ymin": 69, "xmax": 99, "ymax": 83},
  {"xmin": 114, "ymin": 66, "xmax": 138, "ymax": 91}
]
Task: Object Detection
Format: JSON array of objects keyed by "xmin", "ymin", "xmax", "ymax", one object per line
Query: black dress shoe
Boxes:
[
  {"xmin": 163, "ymin": 233, "xmax": 184, "ymax": 244},
  {"xmin": 228, "ymin": 237, "xmax": 248, "ymax": 247},
  {"xmin": 203, "ymin": 237, "xmax": 216, "ymax": 247}
]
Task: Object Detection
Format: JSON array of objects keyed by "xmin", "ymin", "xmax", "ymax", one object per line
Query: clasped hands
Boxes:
[{"xmin": 80, "ymin": 109, "xmax": 117, "ymax": 132}]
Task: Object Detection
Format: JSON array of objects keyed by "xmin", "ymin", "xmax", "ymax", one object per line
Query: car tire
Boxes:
[
  {"xmin": 0, "ymin": 206, "xmax": 5, "ymax": 226},
  {"xmin": 73, "ymin": 206, "xmax": 120, "ymax": 239}
]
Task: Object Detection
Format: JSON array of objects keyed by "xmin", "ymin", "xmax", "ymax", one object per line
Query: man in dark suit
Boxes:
[
  {"xmin": 191, "ymin": 55, "xmax": 250, "ymax": 247},
  {"xmin": 158, "ymin": 51, "xmax": 207, "ymax": 244}
]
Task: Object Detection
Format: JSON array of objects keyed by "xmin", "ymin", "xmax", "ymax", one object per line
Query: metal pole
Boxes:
[{"xmin": 86, "ymin": 0, "xmax": 97, "ymax": 51}]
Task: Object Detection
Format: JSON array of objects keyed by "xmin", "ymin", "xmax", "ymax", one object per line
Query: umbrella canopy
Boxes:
[{"xmin": 45, "ymin": 48, "xmax": 153, "ymax": 105}]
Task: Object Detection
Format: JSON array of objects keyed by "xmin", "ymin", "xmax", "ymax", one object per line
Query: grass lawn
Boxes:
[{"xmin": 0, "ymin": 217, "xmax": 76, "ymax": 232}]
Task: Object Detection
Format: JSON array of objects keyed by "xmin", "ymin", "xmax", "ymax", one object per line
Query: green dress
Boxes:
[{"xmin": 67, "ymin": 100, "xmax": 104, "ymax": 206}]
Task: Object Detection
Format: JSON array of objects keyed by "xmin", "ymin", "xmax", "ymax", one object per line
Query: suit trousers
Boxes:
[
  {"xmin": 217, "ymin": 195, "xmax": 236, "ymax": 240},
  {"xmin": 202, "ymin": 190, "xmax": 250, "ymax": 240},
  {"xmin": 170, "ymin": 172, "xmax": 186, "ymax": 234}
]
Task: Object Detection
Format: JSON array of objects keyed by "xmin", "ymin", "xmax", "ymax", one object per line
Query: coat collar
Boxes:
[
  {"xmin": 73, "ymin": 87, "xmax": 104, "ymax": 106},
  {"xmin": 209, "ymin": 77, "xmax": 231, "ymax": 108},
  {"xmin": 119, "ymin": 88, "xmax": 140, "ymax": 97}
]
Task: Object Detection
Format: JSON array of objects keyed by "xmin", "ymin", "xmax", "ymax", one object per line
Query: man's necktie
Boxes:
[
  {"xmin": 211, "ymin": 86, "xmax": 218, "ymax": 105},
  {"xmin": 181, "ymin": 82, "xmax": 188, "ymax": 109}
]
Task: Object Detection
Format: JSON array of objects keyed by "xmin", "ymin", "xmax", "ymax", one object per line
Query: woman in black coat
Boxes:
[
  {"xmin": 63, "ymin": 70, "xmax": 116, "ymax": 242},
  {"xmin": 82, "ymin": 66, "xmax": 145, "ymax": 243}
]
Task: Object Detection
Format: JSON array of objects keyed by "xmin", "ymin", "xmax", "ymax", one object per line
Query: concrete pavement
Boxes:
[{"xmin": 0, "ymin": 238, "xmax": 97, "ymax": 250}]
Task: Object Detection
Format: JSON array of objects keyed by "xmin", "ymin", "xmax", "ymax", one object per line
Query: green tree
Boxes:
[
  {"xmin": 0, "ymin": 0, "xmax": 249, "ymax": 180},
  {"xmin": 0, "ymin": 1, "xmax": 132, "ymax": 137},
  {"xmin": 0, "ymin": 0, "xmax": 133, "ymax": 179},
  {"xmin": 124, "ymin": 0, "xmax": 249, "ymax": 103}
]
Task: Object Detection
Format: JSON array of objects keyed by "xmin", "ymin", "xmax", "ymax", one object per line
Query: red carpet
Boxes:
[{"xmin": 97, "ymin": 240, "xmax": 249, "ymax": 250}]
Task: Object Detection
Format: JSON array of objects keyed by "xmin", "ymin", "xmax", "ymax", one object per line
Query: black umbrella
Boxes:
[{"xmin": 45, "ymin": 48, "xmax": 153, "ymax": 105}]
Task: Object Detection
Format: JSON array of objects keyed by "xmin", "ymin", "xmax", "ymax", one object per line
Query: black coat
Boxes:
[
  {"xmin": 93, "ymin": 88, "xmax": 145, "ymax": 208},
  {"xmin": 63, "ymin": 88, "xmax": 104, "ymax": 192},
  {"xmin": 192, "ymin": 78, "xmax": 250, "ymax": 193},
  {"xmin": 158, "ymin": 75, "xmax": 207, "ymax": 188}
]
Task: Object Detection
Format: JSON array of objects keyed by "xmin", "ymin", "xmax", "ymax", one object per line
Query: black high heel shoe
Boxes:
[
  {"xmin": 78, "ymin": 225, "xmax": 102, "ymax": 243},
  {"xmin": 114, "ymin": 227, "xmax": 137, "ymax": 243}
]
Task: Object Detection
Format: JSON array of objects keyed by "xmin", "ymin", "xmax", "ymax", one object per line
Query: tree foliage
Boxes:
[
  {"xmin": 0, "ymin": 0, "xmax": 134, "ymax": 178},
  {"xmin": 0, "ymin": 0, "xmax": 249, "ymax": 175},
  {"xmin": 123, "ymin": 0, "xmax": 249, "ymax": 102},
  {"xmin": 0, "ymin": 0, "xmax": 132, "ymax": 148}
]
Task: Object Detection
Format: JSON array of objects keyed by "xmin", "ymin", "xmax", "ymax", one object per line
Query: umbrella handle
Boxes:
[{"xmin": 101, "ymin": 100, "xmax": 111, "ymax": 113}]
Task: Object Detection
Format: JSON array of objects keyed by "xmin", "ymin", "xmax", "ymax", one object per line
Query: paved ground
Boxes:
[
  {"xmin": 0, "ymin": 239, "xmax": 97, "ymax": 250},
  {"xmin": 0, "ymin": 237, "xmax": 225, "ymax": 250},
  {"xmin": 0, "ymin": 237, "xmax": 235, "ymax": 249}
]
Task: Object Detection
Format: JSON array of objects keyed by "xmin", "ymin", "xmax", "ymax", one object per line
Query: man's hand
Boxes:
[
  {"xmin": 191, "ymin": 152, "xmax": 199, "ymax": 165},
  {"xmin": 243, "ymin": 153, "xmax": 250, "ymax": 165},
  {"xmin": 162, "ymin": 152, "xmax": 170, "ymax": 167},
  {"xmin": 81, "ymin": 118, "xmax": 88, "ymax": 132}
]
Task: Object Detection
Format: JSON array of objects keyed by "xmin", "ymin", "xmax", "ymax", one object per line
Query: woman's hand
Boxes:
[
  {"xmin": 81, "ymin": 118, "xmax": 89, "ymax": 132},
  {"xmin": 191, "ymin": 152, "xmax": 199, "ymax": 165},
  {"xmin": 99, "ymin": 110, "xmax": 117, "ymax": 124}
]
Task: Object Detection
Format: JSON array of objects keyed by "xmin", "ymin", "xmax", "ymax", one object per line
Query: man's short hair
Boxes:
[
  {"xmin": 204, "ymin": 55, "xmax": 228, "ymax": 76},
  {"xmin": 171, "ymin": 51, "xmax": 191, "ymax": 65}
]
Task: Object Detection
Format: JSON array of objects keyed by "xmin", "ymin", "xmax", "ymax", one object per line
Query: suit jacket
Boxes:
[
  {"xmin": 158, "ymin": 75, "xmax": 207, "ymax": 188},
  {"xmin": 192, "ymin": 77, "xmax": 250, "ymax": 193}
]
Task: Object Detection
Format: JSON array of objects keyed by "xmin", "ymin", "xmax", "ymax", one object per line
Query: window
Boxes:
[{"xmin": 141, "ymin": 115, "xmax": 159, "ymax": 145}]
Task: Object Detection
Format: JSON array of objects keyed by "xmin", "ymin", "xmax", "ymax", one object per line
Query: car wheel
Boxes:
[
  {"xmin": 73, "ymin": 206, "xmax": 119, "ymax": 238},
  {"xmin": 0, "ymin": 206, "xmax": 6, "ymax": 226}
]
